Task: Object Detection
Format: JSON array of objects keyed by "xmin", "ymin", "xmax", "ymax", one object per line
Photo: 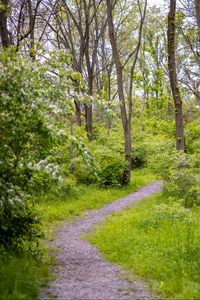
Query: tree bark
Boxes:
[
  {"xmin": 167, "ymin": 0, "xmax": 184, "ymax": 151},
  {"xmin": 85, "ymin": 73, "xmax": 93, "ymax": 142},
  {"xmin": 27, "ymin": 0, "xmax": 36, "ymax": 60},
  {"xmin": 195, "ymin": 0, "xmax": 200, "ymax": 42},
  {"xmin": 0, "ymin": 0, "xmax": 11, "ymax": 48},
  {"xmin": 70, "ymin": 118, "xmax": 74, "ymax": 174}
]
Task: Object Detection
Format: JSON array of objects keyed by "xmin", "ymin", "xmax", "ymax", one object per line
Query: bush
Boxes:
[
  {"xmin": 0, "ymin": 194, "xmax": 41, "ymax": 252},
  {"xmin": 131, "ymin": 144, "xmax": 148, "ymax": 168},
  {"xmin": 151, "ymin": 151, "xmax": 200, "ymax": 208},
  {"xmin": 95, "ymin": 146, "xmax": 127, "ymax": 187},
  {"xmin": 99, "ymin": 159, "xmax": 126, "ymax": 187},
  {"xmin": 0, "ymin": 50, "xmax": 81, "ymax": 252},
  {"xmin": 73, "ymin": 144, "xmax": 127, "ymax": 187},
  {"xmin": 164, "ymin": 170, "xmax": 197, "ymax": 204}
]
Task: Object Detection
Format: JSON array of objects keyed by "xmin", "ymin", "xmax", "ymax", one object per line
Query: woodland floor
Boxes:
[{"xmin": 40, "ymin": 181, "xmax": 162, "ymax": 300}]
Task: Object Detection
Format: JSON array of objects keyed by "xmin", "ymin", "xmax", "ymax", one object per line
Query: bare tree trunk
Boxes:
[
  {"xmin": 167, "ymin": 0, "xmax": 184, "ymax": 151},
  {"xmin": 195, "ymin": 0, "xmax": 200, "ymax": 41},
  {"xmin": 0, "ymin": 0, "xmax": 11, "ymax": 48},
  {"xmin": 106, "ymin": 0, "xmax": 131, "ymax": 183},
  {"xmin": 70, "ymin": 118, "xmax": 74, "ymax": 174},
  {"xmin": 85, "ymin": 73, "xmax": 93, "ymax": 142},
  {"xmin": 84, "ymin": 0, "xmax": 93, "ymax": 142},
  {"xmin": 27, "ymin": 0, "xmax": 36, "ymax": 60},
  {"xmin": 74, "ymin": 100, "xmax": 82, "ymax": 126}
]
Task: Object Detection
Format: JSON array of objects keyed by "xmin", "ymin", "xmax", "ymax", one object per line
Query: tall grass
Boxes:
[{"xmin": 0, "ymin": 253, "xmax": 50, "ymax": 300}]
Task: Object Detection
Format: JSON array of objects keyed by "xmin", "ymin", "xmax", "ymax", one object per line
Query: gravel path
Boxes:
[{"xmin": 40, "ymin": 181, "xmax": 162, "ymax": 300}]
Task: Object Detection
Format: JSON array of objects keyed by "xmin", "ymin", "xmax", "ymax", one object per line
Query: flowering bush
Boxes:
[{"xmin": 0, "ymin": 50, "xmax": 82, "ymax": 251}]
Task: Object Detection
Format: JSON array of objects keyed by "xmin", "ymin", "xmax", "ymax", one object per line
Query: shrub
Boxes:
[
  {"xmin": 99, "ymin": 159, "xmax": 126, "ymax": 187},
  {"xmin": 152, "ymin": 152, "xmax": 200, "ymax": 208},
  {"xmin": 0, "ymin": 50, "xmax": 81, "ymax": 252},
  {"xmin": 0, "ymin": 187, "xmax": 41, "ymax": 252},
  {"xmin": 95, "ymin": 146, "xmax": 126, "ymax": 187},
  {"xmin": 131, "ymin": 143, "xmax": 148, "ymax": 168},
  {"xmin": 73, "ymin": 144, "xmax": 127, "ymax": 187}
]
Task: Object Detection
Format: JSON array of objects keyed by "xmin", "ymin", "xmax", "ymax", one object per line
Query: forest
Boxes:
[{"xmin": 0, "ymin": 0, "xmax": 200, "ymax": 299}]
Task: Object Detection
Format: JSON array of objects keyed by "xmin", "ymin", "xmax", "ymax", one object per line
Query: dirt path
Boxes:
[{"xmin": 40, "ymin": 181, "xmax": 162, "ymax": 300}]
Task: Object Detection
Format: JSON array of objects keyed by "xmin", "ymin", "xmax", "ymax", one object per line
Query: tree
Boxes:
[
  {"xmin": 167, "ymin": 0, "xmax": 184, "ymax": 150},
  {"xmin": 0, "ymin": 0, "xmax": 12, "ymax": 48},
  {"xmin": 195, "ymin": 0, "xmax": 200, "ymax": 41},
  {"xmin": 106, "ymin": 0, "xmax": 147, "ymax": 183},
  {"xmin": 45, "ymin": 0, "xmax": 108, "ymax": 141}
]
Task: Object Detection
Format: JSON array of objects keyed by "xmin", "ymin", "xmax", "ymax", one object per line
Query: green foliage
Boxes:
[
  {"xmin": 95, "ymin": 145, "xmax": 126, "ymax": 187},
  {"xmin": 131, "ymin": 131, "xmax": 149, "ymax": 168},
  {"xmin": 0, "ymin": 199, "xmax": 41, "ymax": 253},
  {"xmin": 136, "ymin": 117, "xmax": 200, "ymax": 208},
  {"xmin": 185, "ymin": 120, "xmax": 200, "ymax": 153},
  {"xmin": 0, "ymin": 254, "xmax": 39, "ymax": 300},
  {"xmin": 72, "ymin": 139, "xmax": 98, "ymax": 185},
  {"xmin": 0, "ymin": 49, "xmax": 80, "ymax": 251},
  {"xmin": 149, "ymin": 150, "xmax": 200, "ymax": 208},
  {"xmin": 0, "ymin": 252, "xmax": 50, "ymax": 300},
  {"xmin": 90, "ymin": 194, "xmax": 200, "ymax": 300},
  {"xmin": 99, "ymin": 159, "xmax": 126, "ymax": 187},
  {"xmin": 73, "ymin": 137, "xmax": 126, "ymax": 187}
]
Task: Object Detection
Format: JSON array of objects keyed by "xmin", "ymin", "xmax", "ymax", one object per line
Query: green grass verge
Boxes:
[
  {"xmin": 0, "ymin": 168, "xmax": 156, "ymax": 300},
  {"xmin": 37, "ymin": 168, "xmax": 157, "ymax": 227},
  {"xmin": 89, "ymin": 193, "xmax": 200, "ymax": 300}
]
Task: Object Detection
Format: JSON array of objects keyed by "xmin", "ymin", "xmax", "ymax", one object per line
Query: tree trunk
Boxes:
[
  {"xmin": 75, "ymin": 100, "xmax": 82, "ymax": 126},
  {"xmin": 85, "ymin": 73, "xmax": 93, "ymax": 142},
  {"xmin": 106, "ymin": 0, "xmax": 131, "ymax": 183},
  {"xmin": 27, "ymin": 0, "xmax": 36, "ymax": 60},
  {"xmin": 0, "ymin": 0, "xmax": 11, "ymax": 48},
  {"xmin": 85, "ymin": 104, "xmax": 93, "ymax": 142},
  {"xmin": 69, "ymin": 119, "xmax": 74, "ymax": 174},
  {"xmin": 195, "ymin": 0, "xmax": 200, "ymax": 42},
  {"xmin": 167, "ymin": 0, "xmax": 184, "ymax": 151},
  {"xmin": 84, "ymin": 0, "xmax": 93, "ymax": 142}
]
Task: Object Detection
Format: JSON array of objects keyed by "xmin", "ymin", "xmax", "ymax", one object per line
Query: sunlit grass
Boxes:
[{"xmin": 89, "ymin": 193, "xmax": 200, "ymax": 299}]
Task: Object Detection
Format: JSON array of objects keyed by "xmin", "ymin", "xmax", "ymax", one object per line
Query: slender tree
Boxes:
[
  {"xmin": 106, "ymin": 0, "xmax": 147, "ymax": 183},
  {"xmin": 195, "ymin": 0, "xmax": 200, "ymax": 41},
  {"xmin": 167, "ymin": 0, "xmax": 184, "ymax": 150}
]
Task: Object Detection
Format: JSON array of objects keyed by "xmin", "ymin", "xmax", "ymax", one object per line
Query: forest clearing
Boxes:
[{"xmin": 0, "ymin": 0, "xmax": 200, "ymax": 299}]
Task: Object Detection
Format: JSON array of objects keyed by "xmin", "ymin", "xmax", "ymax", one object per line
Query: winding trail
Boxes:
[{"xmin": 40, "ymin": 181, "xmax": 162, "ymax": 300}]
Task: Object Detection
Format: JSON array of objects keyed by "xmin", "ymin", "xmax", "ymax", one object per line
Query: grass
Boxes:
[
  {"xmin": 36, "ymin": 168, "xmax": 157, "ymax": 226},
  {"xmin": 0, "ymin": 253, "xmax": 50, "ymax": 300},
  {"xmin": 89, "ymin": 193, "xmax": 200, "ymax": 300},
  {"xmin": 0, "ymin": 168, "xmax": 156, "ymax": 300}
]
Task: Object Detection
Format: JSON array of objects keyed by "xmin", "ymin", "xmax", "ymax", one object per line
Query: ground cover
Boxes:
[{"xmin": 90, "ymin": 193, "xmax": 200, "ymax": 299}]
